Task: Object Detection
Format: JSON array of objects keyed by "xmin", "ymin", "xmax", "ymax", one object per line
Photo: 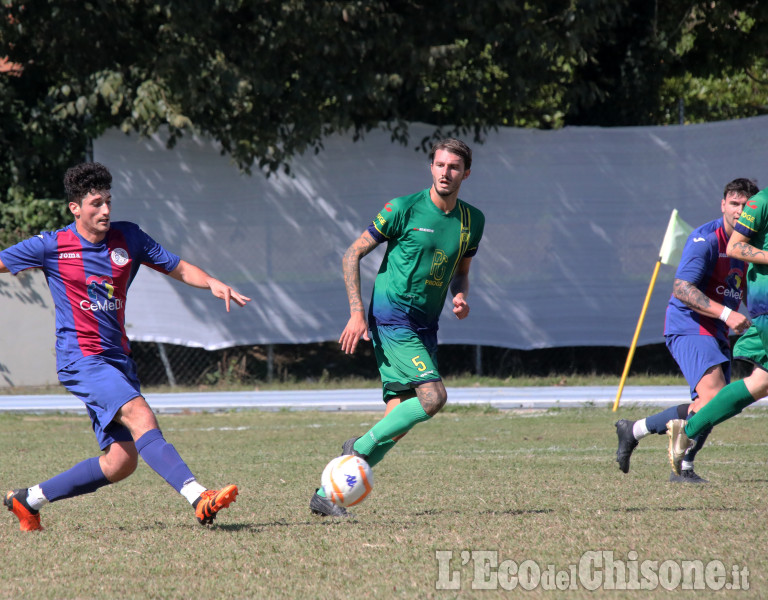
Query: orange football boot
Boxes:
[
  {"xmin": 194, "ymin": 484, "xmax": 238, "ymax": 525},
  {"xmin": 4, "ymin": 489, "xmax": 43, "ymax": 531}
]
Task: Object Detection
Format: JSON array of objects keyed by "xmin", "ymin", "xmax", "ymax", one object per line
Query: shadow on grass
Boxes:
[
  {"xmin": 411, "ymin": 508, "xmax": 555, "ymax": 517},
  {"xmin": 615, "ymin": 506, "xmax": 743, "ymax": 513}
]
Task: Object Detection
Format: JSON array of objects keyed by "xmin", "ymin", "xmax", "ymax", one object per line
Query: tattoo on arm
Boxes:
[
  {"xmin": 732, "ymin": 241, "xmax": 766, "ymax": 262},
  {"xmin": 673, "ymin": 279, "xmax": 711, "ymax": 312},
  {"xmin": 342, "ymin": 234, "xmax": 379, "ymax": 312}
]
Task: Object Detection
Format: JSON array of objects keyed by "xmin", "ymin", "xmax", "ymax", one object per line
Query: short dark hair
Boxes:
[
  {"xmin": 429, "ymin": 138, "xmax": 472, "ymax": 171},
  {"xmin": 63, "ymin": 162, "xmax": 112, "ymax": 204},
  {"xmin": 724, "ymin": 178, "xmax": 759, "ymax": 200}
]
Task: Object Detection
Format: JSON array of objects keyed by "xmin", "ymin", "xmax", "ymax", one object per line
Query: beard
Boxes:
[{"xmin": 433, "ymin": 181, "xmax": 455, "ymax": 197}]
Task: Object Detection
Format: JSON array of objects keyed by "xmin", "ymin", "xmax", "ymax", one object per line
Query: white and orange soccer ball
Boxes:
[{"xmin": 321, "ymin": 455, "xmax": 374, "ymax": 508}]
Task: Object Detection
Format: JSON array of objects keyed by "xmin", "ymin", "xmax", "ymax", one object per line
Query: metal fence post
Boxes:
[
  {"xmin": 156, "ymin": 342, "xmax": 177, "ymax": 387},
  {"xmin": 267, "ymin": 344, "xmax": 274, "ymax": 383}
]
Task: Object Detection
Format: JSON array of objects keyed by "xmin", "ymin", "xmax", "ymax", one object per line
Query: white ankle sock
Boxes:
[
  {"xmin": 26, "ymin": 485, "xmax": 49, "ymax": 511},
  {"xmin": 632, "ymin": 419, "xmax": 650, "ymax": 440},
  {"xmin": 180, "ymin": 480, "xmax": 207, "ymax": 505}
]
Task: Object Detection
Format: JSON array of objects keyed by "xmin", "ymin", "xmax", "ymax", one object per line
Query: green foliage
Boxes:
[
  {"xmin": 2, "ymin": 0, "xmax": 768, "ymax": 242},
  {"xmin": 0, "ymin": 189, "xmax": 69, "ymax": 249},
  {"xmin": 566, "ymin": 0, "xmax": 768, "ymax": 125}
]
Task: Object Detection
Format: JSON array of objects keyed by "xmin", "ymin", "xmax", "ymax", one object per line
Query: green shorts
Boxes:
[
  {"xmin": 370, "ymin": 323, "xmax": 441, "ymax": 402},
  {"xmin": 733, "ymin": 314, "xmax": 768, "ymax": 371}
]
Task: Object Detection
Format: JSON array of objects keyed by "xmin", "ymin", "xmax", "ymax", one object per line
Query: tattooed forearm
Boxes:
[
  {"xmin": 673, "ymin": 279, "xmax": 711, "ymax": 312},
  {"xmin": 731, "ymin": 241, "xmax": 767, "ymax": 262},
  {"xmin": 342, "ymin": 233, "xmax": 379, "ymax": 312}
]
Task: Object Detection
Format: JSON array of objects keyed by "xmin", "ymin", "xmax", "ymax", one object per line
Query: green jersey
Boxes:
[
  {"xmin": 734, "ymin": 187, "xmax": 768, "ymax": 317},
  {"xmin": 366, "ymin": 188, "xmax": 485, "ymax": 331}
]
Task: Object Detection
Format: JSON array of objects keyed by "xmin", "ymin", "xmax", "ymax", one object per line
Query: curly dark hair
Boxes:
[{"xmin": 63, "ymin": 162, "xmax": 112, "ymax": 204}]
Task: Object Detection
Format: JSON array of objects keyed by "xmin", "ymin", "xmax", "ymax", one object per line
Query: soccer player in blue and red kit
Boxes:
[
  {"xmin": 614, "ymin": 178, "xmax": 758, "ymax": 482},
  {"xmin": 2, "ymin": 162, "xmax": 251, "ymax": 531}
]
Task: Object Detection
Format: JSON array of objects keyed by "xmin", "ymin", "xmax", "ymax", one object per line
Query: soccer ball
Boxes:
[{"xmin": 321, "ymin": 455, "xmax": 374, "ymax": 507}]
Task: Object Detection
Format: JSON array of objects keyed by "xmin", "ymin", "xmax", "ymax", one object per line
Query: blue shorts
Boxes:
[
  {"xmin": 57, "ymin": 353, "xmax": 142, "ymax": 450},
  {"xmin": 665, "ymin": 334, "xmax": 731, "ymax": 400}
]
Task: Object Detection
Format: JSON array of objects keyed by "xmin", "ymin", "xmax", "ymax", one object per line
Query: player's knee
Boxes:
[
  {"xmin": 113, "ymin": 456, "xmax": 138, "ymax": 482},
  {"xmin": 746, "ymin": 368, "xmax": 768, "ymax": 399},
  {"xmin": 102, "ymin": 445, "xmax": 139, "ymax": 482},
  {"xmin": 116, "ymin": 396, "xmax": 160, "ymax": 437},
  {"xmin": 423, "ymin": 387, "xmax": 447, "ymax": 416}
]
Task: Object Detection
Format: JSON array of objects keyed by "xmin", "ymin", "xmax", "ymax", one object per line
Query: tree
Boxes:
[
  {"xmin": 2, "ymin": 0, "xmax": 768, "ymax": 246},
  {"xmin": 565, "ymin": 0, "xmax": 768, "ymax": 125}
]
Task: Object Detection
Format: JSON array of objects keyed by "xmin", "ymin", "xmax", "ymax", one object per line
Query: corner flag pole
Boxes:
[
  {"xmin": 612, "ymin": 259, "xmax": 662, "ymax": 411},
  {"xmin": 613, "ymin": 209, "xmax": 693, "ymax": 412}
]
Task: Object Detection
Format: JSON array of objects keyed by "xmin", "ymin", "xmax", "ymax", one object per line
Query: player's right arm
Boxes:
[
  {"xmin": 339, "ymin": 230, "xmax": 380, "ymax": 354},
  {"xmin": 727, "ymin": 231, "xmax": 768, "ymax": 264},
  {"xmin": 672, "ymin": 278, "xmax": 750, "ymax": 334},
  {"xmin": 0, "ymin": 256, "xmax": 8, "ymax": 274}
]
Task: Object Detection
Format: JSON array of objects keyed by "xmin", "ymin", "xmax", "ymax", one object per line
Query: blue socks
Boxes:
[
  {"xmin": 135, "ymin": 429, "xmax": 196, "ymax": 492},
  {"xmin": 36, "ymin": 429, "xmax": 196, "ymax": 503},
  {"xmin": 645, "ymin": 404, "xmax": 688, "ymax": 435},
  {"xmin": 40, "ymin": 456, "xmax": 110, "ymax": 502}
]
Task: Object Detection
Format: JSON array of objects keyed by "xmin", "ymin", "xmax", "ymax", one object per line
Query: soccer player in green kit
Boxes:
[
  {"xmin": 310, "ymin": 138, "xmax": 485, "ymax": 516},
  {"xmin": 667, "ymin": 185, "xmax": 768, "ymax": 474}
]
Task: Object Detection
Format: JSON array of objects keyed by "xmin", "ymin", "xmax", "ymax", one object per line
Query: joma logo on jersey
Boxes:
[
  {"xmin": 59, "ymin": 252, "xmax": 81, "ymax": 259},
  {"xmin": 80, "ymin": 275, "xmax": 122, "ymax": 312}
]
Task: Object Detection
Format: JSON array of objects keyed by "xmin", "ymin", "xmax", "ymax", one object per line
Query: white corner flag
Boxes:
[
  {"xmin": 614, "ymin": 208, "xmax": 694, "ymax": 411},
  {"xmin": 659, "ymin": 209, "xmax": 694, "ymax": 266}
]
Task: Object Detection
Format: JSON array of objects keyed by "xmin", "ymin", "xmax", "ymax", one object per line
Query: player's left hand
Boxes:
[
  {"xmin": 453, "ymin": 294, "xmax": 470, "ymax": 320},
  {"xmin": 209, "ymin": 279, "xmax": 251, "ymax": 312}
]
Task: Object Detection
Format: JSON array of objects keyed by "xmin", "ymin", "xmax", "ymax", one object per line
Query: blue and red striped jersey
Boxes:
[
  {"xmin": 664, "ymin": 218, "xmax": 746, "ymax": 341},
  {"xmin": 0, "ymin": 221, "xmax": 180, "ymax": 371}
]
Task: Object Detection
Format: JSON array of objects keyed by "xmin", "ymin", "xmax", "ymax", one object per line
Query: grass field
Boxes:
[{"xmin": 1, "ymin": 404, "xmax": 766, "ymax": 598}]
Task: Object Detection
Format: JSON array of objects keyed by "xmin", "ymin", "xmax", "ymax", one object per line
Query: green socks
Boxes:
[
  {"xmin": 317, "ymin": 398, "xmax": 432, "ymax": 497},
  {"xmin": 685, "ymin": 379, "xmax": 755, "ymax": 438},
  {"xmin": 363, "ymin": 439, "xmax": 396, "ymax": 468},
  {"xmin": 354, "ymin": 397, "xmax": 431, "ymax": 456}
]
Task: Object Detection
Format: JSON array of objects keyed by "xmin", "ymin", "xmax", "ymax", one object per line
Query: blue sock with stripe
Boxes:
[{"xmin": 135, "ymin": 429, "xmax": 196, "ymax": 492}]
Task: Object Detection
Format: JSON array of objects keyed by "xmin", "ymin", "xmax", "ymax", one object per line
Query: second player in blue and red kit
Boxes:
[{"xmin": 614, "ymin": 178, "xmax": 757, "ymax": 482}]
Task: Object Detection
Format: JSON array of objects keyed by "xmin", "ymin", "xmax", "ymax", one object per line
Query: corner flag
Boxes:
[
  {"xmin": 659, "ymin": 209, "xmax": 694, "ymax": 266},
  {"xmin": 613, "ymin": 209, "xmax": 693, "ymax": 411}
]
